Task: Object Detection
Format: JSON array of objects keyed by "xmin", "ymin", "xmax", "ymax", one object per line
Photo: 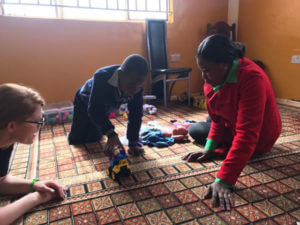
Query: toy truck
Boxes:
[{"xmin": 106, "ymin": 148, "xmax": 131, "ymax": 181}]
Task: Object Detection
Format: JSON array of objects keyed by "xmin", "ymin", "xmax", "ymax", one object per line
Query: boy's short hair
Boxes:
[
  {"xmin": 0, "ymin": 83, "xmax": 45, "ymax": 129},
  {"xmin": 120, "ymin": 54, "xmax": 148, "ymax": 76}
]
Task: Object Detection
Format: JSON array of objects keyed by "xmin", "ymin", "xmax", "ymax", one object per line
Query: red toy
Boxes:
[{"xmin": 109, "ymin": 112, "xmax": 116, "ymax": 118}]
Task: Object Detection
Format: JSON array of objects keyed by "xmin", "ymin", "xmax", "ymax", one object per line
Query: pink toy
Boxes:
[
  {"xmin": 173, "ymin": 121, "xmax": 193, "ymax": 129},
  {"xmin": 163, "ymin": 125, "xmax": 188, "ymax": 141},
  {"xmin": 62, "ymin": 112, "xmax": 68, "ymax": 121},
  {"xmin": 172, "ymin": 126, "xmax": 188, "ymax": 140}
]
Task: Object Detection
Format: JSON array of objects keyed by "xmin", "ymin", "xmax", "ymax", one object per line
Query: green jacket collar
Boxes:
[{"xmin": 213, "ymin": 59, "xmax": 239, "ymax": 93}]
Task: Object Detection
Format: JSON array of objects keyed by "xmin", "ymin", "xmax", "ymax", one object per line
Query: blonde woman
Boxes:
[{"xmin": 0, "ymin": 83, "xmax": 66, "ymax": 225}]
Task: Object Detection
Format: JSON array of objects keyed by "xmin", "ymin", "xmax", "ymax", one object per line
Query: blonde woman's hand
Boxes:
[
  {"xmin": 30, "ymin": 190, "xmax": 58, "ymax": 205},
  {"xmin": 34, "ymin": 180, "xmax": 67, "ymax": 199}
]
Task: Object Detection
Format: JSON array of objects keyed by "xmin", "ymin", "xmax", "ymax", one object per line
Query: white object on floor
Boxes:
[
  {"xmin": 143, "ymin": 104, "xmax": 157, "ymax": 115},
  {"xmin": 147, "ymin": 121, "xmax": 162, "ymax": 129},
  {"xmin": 143, "ymin": 95, "xmax": 156, "ymax": 100},
  {"xmin": 120, "ymin": 136, "xmax": 129, "ymax": 146}
]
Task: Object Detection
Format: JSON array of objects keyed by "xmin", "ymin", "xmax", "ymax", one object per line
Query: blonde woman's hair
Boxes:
[{"xmin": 0, "ymin": 83, "xmax": 45, "ymax": 129}]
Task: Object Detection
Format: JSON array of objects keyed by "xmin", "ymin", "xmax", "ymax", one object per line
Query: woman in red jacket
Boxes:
[{"xmin": 182, "ymin": 34, "xmax": 281, "ymax": 210}]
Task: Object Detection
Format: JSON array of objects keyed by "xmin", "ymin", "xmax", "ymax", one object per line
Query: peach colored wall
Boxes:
[
  {"xmin": 167, "ymin": 0, "xmax": 228, "ymax": 97},
  {"xmin": 0, "ymin": 0, "xmax": 228, "ymax": 103},
  {"xmin": 238, "ymin": 0, "xmax": 300, "ymax": 100}
]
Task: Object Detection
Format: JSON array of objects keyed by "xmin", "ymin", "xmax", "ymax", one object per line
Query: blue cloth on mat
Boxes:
[{"xmin": 140, "ymin": 127, "xmax": 174, "ymax": 147}]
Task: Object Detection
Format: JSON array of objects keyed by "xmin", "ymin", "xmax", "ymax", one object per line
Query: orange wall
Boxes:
[
  {"xmin": 238, "ymin": 0, "xmax": 300, "ymax": 100},
  {"xmin": 0, "ymin": 0, "xmax": 228, "ymax": 103}
]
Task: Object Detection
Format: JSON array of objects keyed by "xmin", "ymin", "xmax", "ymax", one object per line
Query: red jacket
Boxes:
[{"xmin": 204, "ymin": 57, "xmax": 281, "ymax": 185}]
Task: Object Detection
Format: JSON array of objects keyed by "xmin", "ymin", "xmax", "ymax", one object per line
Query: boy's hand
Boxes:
[
  {"xmin": 128, "ymin": 145, "xmax": 145, "ymax": 156},
  {"xmin": 105, "ymin": 135, "xmax": 124, "ymax": 156},
  {"xmin": 204, "ymin": 181, "xmax": 234, "ymax": 211},
  {"xmin": 182, "ymin": 149, "xmax": 215, "ymax": 162},
  {"xmin": 34, "ymin": 180, "xmax": 68, "ymax": 199}
]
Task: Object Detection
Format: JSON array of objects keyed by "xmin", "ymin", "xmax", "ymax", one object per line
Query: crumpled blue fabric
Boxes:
[{"xmin": 140, "ymin": 127, "xmax": 174, "ymax": 147}]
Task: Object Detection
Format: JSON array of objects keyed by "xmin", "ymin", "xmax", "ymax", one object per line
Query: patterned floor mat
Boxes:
[{"xmin": 3, "ymin": 104, "xmax": 300, "ymax": 225}]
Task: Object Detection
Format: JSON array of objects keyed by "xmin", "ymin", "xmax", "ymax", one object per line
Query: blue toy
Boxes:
[
  {"xmin": 106, "ymin": 148, "xmax": 131, "ymax": 181},
  {"xmin": 119, "ymin": 104, "xmax": 129, "ymax": 121}
]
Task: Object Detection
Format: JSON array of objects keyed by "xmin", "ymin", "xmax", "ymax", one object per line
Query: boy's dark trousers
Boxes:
[{"xmin": 68, "ymin": 92, "xmax": 102, "ymax": 145}]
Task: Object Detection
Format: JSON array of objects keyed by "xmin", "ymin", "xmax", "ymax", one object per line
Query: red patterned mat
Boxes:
[{"xmin": 3, "ymin": 104, "xmax": 300, "ymax": 225}]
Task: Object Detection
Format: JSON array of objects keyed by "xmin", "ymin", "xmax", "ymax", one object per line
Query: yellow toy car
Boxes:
[{"xmin": 106, "ymin": 149, "xmax": 131, "ymax": 181}]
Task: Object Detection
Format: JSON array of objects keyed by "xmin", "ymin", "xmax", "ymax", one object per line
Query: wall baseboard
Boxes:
[
  {"xmin": 171, "ymin": 95, "xmax": 300, "ymax": 109},
  {"xmin": 276, "ymin": 98, "xmax": 300, "ymax": 108}
]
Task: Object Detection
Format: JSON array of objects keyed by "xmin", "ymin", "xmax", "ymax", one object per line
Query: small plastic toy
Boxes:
[
  {"xmin": 123, "ymin": 112, "xmax": 128, "ymax": 120},
  {"xmin": 44, "ymin": 106, "xmax": 73, "ymax": 124},
  {"xmin": 173, "ymin": 121, "xmax": 193, "ymax": 129},
  {"xmin": 60, "ymin": 107, "xmax": 73, "ymax": 123},
  {"xmin": 106, "ymin": 148, "xmax": 131, "ymax": 181},
  {"xmin": 119, "ymin": 104, "xmax": 127, "ymax": 115},
  {"xmin": 163, "ymin": 125, "xmax": 189, "ymax": 141},
  {"xmin": 192, "ymin": 96, "xmax": 206, "ymax": 109},
  {"xmin": 109, "ymin": 112, "xmax": 116, "ymax": 118},
  {"xmin": 118, "ymin": 104, "xmax": 129, "ymax": 121}
]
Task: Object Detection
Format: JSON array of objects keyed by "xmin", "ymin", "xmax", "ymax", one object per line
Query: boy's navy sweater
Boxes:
[{"xmin": 76, "ymin": 65, "xmax": 143, "ymax": 145}]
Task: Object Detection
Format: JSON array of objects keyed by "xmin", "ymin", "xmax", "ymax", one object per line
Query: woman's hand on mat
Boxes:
[
  {"xmin": 32, "ymin": 190, "xmax": 59, "ymax": 205},
  {"xmin": 204, "ymin": 182, "xmax": 233, "ymax": 211},
  {"xmin": 128, "ymin": 145, "xmax": 145, "ymax": 157},
  {"xmin": 34, "ymin": 180, "xmax": 67, "ymax": 199},
  {"xmin": 105, "ymin": 135, "xmax": 124, "ymax": 156},
  {"xmin": 181, "ymin": 149, "xmax": 215, "ymax": 162}
]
